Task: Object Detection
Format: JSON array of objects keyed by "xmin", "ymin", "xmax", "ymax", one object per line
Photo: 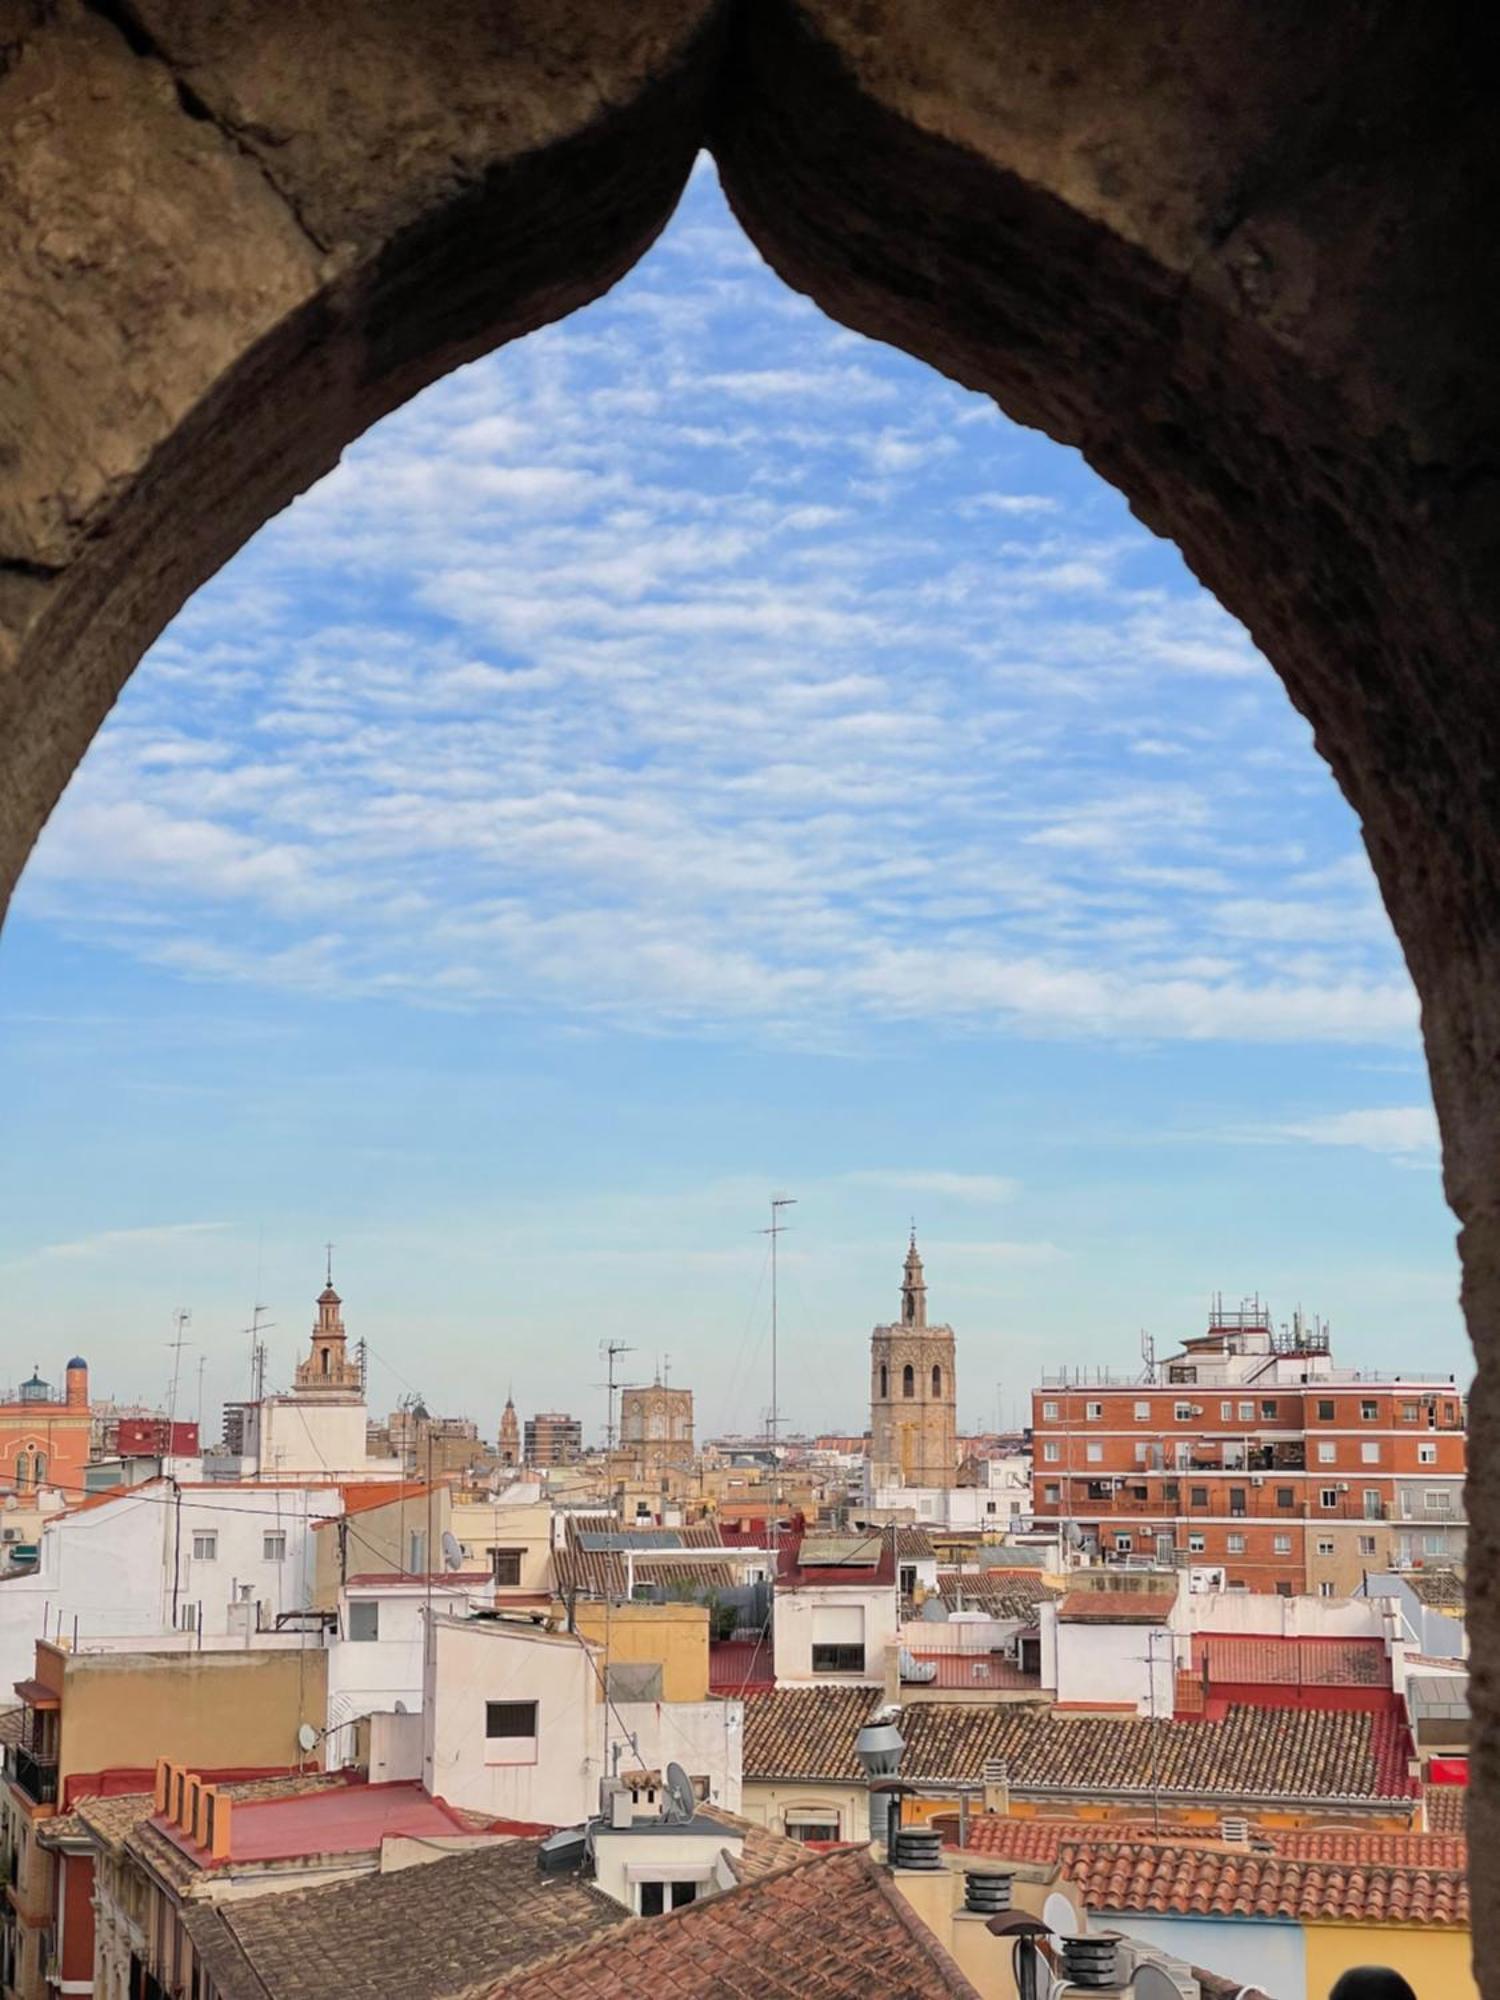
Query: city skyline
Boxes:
[{"xmin": 0, "ymin": 160, "xmax": 1464, "ymax": 1431}]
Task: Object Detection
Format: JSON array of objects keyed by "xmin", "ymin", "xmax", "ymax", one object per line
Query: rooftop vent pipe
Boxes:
[
  {"xmin": 1059, "ymin": 1936, "xmax": 1118, "ymax": 1988},
  {"xmin": 892, "ymin": 1826, "xmax": 943, "ymax": 1871},
  {"xmin": 963, "ymin": 1870, "xmax": 1013, "ymax": 1915}
]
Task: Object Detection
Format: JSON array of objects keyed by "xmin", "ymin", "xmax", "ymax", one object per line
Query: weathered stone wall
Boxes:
[{"xmin": 2, "ymin": 7, "xmax": 1496, "ymax": 1982}]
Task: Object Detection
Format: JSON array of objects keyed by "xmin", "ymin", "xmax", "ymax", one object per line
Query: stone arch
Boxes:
[
  {"xmin": 902, "ymin": 1364, "xmax": 915, "ymax": 1400},
  {"xmin": 3, "ymin": 6, "xmax": 1499, "ymax": 1968},
  {"xmin": 932, "ymin": 1364, "xmax": 942, "ymax": 1400},
  {"xmin": 878, "ymin": 1363, "xmax": 887, "ymax": 1400}
]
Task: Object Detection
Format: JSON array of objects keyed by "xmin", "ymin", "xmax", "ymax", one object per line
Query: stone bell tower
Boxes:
[
  {"xmin": 294, "ymin": 1252, "xmax": 363, "ymax": 1395},
  {"xmin": 869, "ymin": 1233, "xmax": 958, "ymax": 1489}
]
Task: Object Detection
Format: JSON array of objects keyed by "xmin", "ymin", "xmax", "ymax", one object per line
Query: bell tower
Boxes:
[
  {"xmin": 293, "ymin": 1250, "xmax": 363, "ymax": 1395},
  {"xmin": 869, "ymin": 1232, "xmax": 958, "ymax": 1490}
]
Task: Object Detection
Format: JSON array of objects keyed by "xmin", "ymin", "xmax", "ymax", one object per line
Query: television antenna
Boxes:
[{"xmin": 166, "ymin": 1309, "xmax": 192, "ymax": 1435}]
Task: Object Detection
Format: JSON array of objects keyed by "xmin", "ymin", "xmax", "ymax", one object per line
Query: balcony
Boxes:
[{"xmin": 3, "ymin": 1744, "xmax": 58, "ymax": 1806}]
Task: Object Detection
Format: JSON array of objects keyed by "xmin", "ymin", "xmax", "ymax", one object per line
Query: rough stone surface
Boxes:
[{"xmin": 1, "ymin": 6, "xmax": 1498, "ymax": 1980}]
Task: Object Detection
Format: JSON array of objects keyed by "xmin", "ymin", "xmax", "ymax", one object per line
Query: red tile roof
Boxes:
[
  {"xmin": 1058, "ymin": 1591, "xmax": 1175, "ymax": 1625},
  {"xmin": 709, "ymin": 1638, "xmax": 774, "ymax": 1694},
  {"xmin": 483, "ymin": 1848, "xmax": 981, "ymax": 1998},
  {"xmin": 958, "ymin": 1817, "xmax": 1465, "ymax": 1872},
  {"xmin": 743, "ymin": 1692, "xmax": 1418, "ymax": 1807},
  {"xmin": 147, "ymin": 1780, "xmax": 474, "ymax": 1868},
  {"xmin": 952, "ymin": 1819, "xmax": 1467, "ymax": 1925},
  {"xmin": 1425, "ymin": 1783, "xmax": 1467, "ymax": 1835}
]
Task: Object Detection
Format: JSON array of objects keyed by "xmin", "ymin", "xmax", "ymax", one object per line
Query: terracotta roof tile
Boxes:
[
  {"xmin": 935, "ymin": 1569, "xmax": 1055, "ymax": 1618},
  {"xmin": 954, "ymin": 1819, "xmax": 1468, "ymax": 1926},
  {"xmin": 1405, "ymin": 1571, "xmax": 1465, "ymax": 1608},
  {"xmin": 482, "ymin": 1848, "xmax": 981, "ymax": 1999},
  {"xmin": 742, "ymin": 1685, "xmax": 881, "ymax": 1781},
  {"xmin": 895, "ymin": 1702, "xmax": 1417, "ymax": 1805},
  {"xmin": 182, "ymin": 1837, "xmax": 626, "ymax": 2000},
  {"xmin": 1057, "ymin": 1591, "xmax": 1175, "ymax": 1624},
  {"xmin": 1426, "ymin": 1782, "xmax": 1467, "ymax": 1834}
]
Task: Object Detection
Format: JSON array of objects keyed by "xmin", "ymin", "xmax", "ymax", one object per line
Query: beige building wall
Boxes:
[
  {"xmin": 739, "ymin": 1778, "xmax": 871, "ymax": 1844},
  {"xmin": 571, "ymin": 1601, "xmax": 709, "ymax": 1703},
  {"xmin": 312, "ymin": 1486, "xmax": 453, "ymax": 1606},
  {"xmin": 891, "ymin": 1858, "xmax": 1084, "ymax": 2000},
  {"xmin": 449, "ymin": 1498, "xmax": 553, "ymax": 1589},
  {"xmin": 55, "ymin": 1645, "xmax": 327, "ymax": 1783}
]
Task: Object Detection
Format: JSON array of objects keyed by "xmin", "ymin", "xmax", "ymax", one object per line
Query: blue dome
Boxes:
[{"xmin": 66, "ymin": 1356, "xmax": 87, "ymax": 1370}]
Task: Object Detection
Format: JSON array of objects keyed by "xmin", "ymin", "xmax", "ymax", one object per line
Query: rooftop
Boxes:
[
  {"xmin": 133, "ymin": 1779, "xmax": 477, "ymax": 1883},
  {"xmin": 180, "ymin": 1835, "xmax": 625, "ymax": 2000},
  {"xmin": 741, "ymin": 1689, "xmax": 1418, "ymax": 1806},
  {"xmin": 553, "ymin": 1517, "xmax": 739, "ymax": 1598},
  {"xmin": 951, "ymin": 1818, "xmax": 1468, "ymax": 1927},
  {"xmin": 934, "ymin": 1568, "xmax": 1058, "ymax": 1619},
  {"xmin": 482, "ymin": 1847, "xmax": 979, "ymax": 1999}
]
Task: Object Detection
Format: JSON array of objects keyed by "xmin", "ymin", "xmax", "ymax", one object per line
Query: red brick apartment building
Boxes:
[{"xmin": 1030, "ymin": 1301, "xmax": 1466, "ymax": 1595}]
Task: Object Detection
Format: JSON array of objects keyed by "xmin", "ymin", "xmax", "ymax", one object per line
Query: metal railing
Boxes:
[{"xmin": 3, "ymin": 1743, "xmax": 58, "ymax": 1805}]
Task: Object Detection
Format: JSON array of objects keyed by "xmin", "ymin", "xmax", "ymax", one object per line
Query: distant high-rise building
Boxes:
[
  {"xmin": 619, "ymin": 1383, "xmax": 694, "ymax": 1471},
  {"xmin": 498, "ymin": 1394, "xmax": 521, "ymax": 1466},
  {"xmin": 525, "ymin": 1410, "xmax": 583, "ymax": 1466},
  {"xmin": 868, "ymin": 1235, "xmax": 958, "ymax": 1489},
  {"xmin": 1029, "ymin": 1299, "xmax": 1468, "ymax": 1594}
]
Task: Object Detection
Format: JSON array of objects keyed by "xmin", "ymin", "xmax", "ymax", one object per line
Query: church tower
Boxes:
[
  {"xmin": 498, "ymin": 1393, "xmax": 521, "ymax": 1466},
  {"xmin": 294, "ymin": 1255, "xmax": 363, "ymax": 1395},
  {"xmin": 869, "ymin": 1233, "xmax": 958, "ymax": 1488}
]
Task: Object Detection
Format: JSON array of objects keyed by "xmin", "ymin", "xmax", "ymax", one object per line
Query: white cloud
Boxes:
[
  {"xmin": 24, "ymin": 1222, "xmax": 231, "ymax": 1264},
  {"xmin": 1263, "ymin": 1107, "xmax": 1440, "ymax": 1159},
  {"xmin": 841, "ymin": 1171, "xmax": 1020, "ymax": 1203}
]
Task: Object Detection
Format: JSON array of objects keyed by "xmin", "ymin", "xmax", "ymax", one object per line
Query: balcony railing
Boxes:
[{"xmin": 3, "ymin": 1743, "xmax": 58, "ymax": 1805}]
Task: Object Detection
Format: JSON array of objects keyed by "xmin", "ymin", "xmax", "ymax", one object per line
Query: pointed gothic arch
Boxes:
[{"xmin": 2, "ymin": 8, "xmax": 1498, "ymax": 1965}]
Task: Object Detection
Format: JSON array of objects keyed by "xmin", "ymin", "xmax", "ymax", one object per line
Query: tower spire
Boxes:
[{"xmin": 902, "ymin": 1230, "xmax": 927, "ymax": 1329}]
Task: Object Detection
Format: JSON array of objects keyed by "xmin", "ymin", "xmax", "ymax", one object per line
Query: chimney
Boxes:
[{"xmin": 882, "ymin": 1641, "xmax": 902, "ymax": 1705}]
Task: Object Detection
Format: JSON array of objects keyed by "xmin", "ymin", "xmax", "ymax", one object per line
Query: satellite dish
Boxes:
[
  {"xmin": 662, "ymin": 1762, "xmax": 696, "ymax": 1824},
  {"xmin": 1042, "ymin": 1891, "xmax": 1080, "ymax": 1937},
  {"xmin": 441, "ymin": 1530, "xmax": 463, "ymax": 1572},
  {"xmin": 1133, "ymin": 1967, "xmax": 1193, "ymax": 2000},
  {"xmin": 296, "ymin": 1722, "xmax": 319, "ymax": 1754}
]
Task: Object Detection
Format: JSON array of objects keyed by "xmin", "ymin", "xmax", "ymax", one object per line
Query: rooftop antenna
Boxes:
[
  {"xmin": 325, "ymin": 1240, "xmax": 335, "ymax": 1287},
  {"xmin": 761, "ymin": 1197, "xmax": 797, "ymax": 1449},
  {"xmin": 1140, "ymin": 1328, "xmax": 1156, "ymax": 1383},
  {"xmin": 166, "ymin": 1308, "xmax": 192, "ymax": 1437},
  {"xmin": 599, "ymin": 1340, "xmax": 635, "ymax": 1454}
]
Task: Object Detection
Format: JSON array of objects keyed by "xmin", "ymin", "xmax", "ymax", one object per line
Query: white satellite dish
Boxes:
[
  {"xmin": 296, "ymin": 1722, "xmax": 319, "ymax": 1754},
  {"xmin": 441, "ymin": 1529, "xmax": 463, "ymax": 1572},
  {"xmin": 1042, "ymin": 1890, "xmax": 1080, "ymax": 1937},
  {"xmin": 662, "ymin": 1762, "xmax": 697, "ymax": 1824}
]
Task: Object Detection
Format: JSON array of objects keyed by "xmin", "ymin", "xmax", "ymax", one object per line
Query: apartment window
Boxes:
[
  {"xmin": 1418, "ymin": 1443, "xmax": 1438, "ymax": 1464},
  {"xmin": 1043, "ymin": 1484, "xmax": 1060, "ymax": 1504},
  {"xmin": 1261, "ymin": 1401, "xmax": 1278, "ymax": 1420},
  {"xmin": 1359, "ymin": 1535, "xmax": 1377, "ymax": 1556},
  {"xmin": 1043, "ymin": 1442, "xmax": 1060, "ymax": 1463},
  {"xmin": 485, "ymin": 1700, "xmax": 539, "ymax": 1762},
  {"xmin": 1086, "ymin": 1401, "xmax": 1102, "ymax": 1421},
  {"xmin": 1134, "ymin": 1401, "xmax": 1150, "ymax": 1421},
  {"xmin": 1238, "ymin": 1402, "xmax": 1255, "ymax": 1422},
  {"xmin": 1219, "ymin": 1401, "xmax": 1233, "ymax": 1421},
  {"xmin": 490, "ymin": 1547, "xmax": 524, "ymax": 1587},
  {"xmin": 1317, "ymin": 1399, "xmax": 1335, "ymax": 1421},
  {"xmin": 1424, "ymin": 1532, "xmax": 1450, "ymax": 1557},
  {"xmin": 1276, "ymin": 1487, "xmax": 1295, "ymax": 1508},
  {"xmin": 1401, "ymin": 1402, "xmax": 1420, "ymax": 1422},
  {"xmin": 1163, "ymin": 1481, "xmax": 1180, "ymax": 1502},
  {"xmin": 1317, "ymin": 1442, "xmax": 1336, "ymax": 1464},
  {"xmin": 1042, "ymin": 1401, "xmax": 1059, "ymax": 1421},
  {"xmin": 1229, "ymin": 1488, "xmax": 1246, "ymax": 1516},
  {"xmin": 262, "ymin": 1532, "xmax": 286, "ymax": 1563},
  {"xmin": 1188, "ymin": 1533, "xmax": 1206, "ymax": 1554},
  {"xmin": 348, "ymin": 1599, "xmax": 379, "ymax": 1641},
  {"xmin": 1320, "ymin": 1489, "xmax": 1339, "ymax": 1509},
  {"xmin": 1424, "ymin": 1490, "xmax": 1450, "ymax": 1512},
  {"xmin": 1085, "ymin": 1443, "xmax": 1103, "ymax": 1464},
  {"xmin": 1273, "ymin": 1535, "xmax": 1292, "ymax": 1554},
  {"xmin": 1190, "ymin": 1486, "xmax": 1208, "ymax": 1508},
  {"xmin": 1361, "ymin": 1400, "xmax": 1379, "ymax": 1420},
  {"xmin": 1174, "ymin": 1403, "xmax": 1192, "ymax": 1421},
  {"xmin": 812, "ymin": 1644, "xmax": 866, "ymax": 1674},
  {"xmin": 1276, "ymin": 1581, "xmax": 1293, "ymax": 1597},
  {"xmin": 785, "ymin": 1815, "xmax": 840, "ymax": 1844},
  {"xmin": 638, "ymin": 1880, "xmax": 697, "ymax": 1916},
  {"xmin": 1133, "ymin": 1442, "xmax": 1149, "ymax": 1465},
  {"xmin": 1317, "ymin": 1538, "xmax": 1335, "ymax": 1556},
  {"xmin": 1114, "ymin": 1534, "xmax": 1132, "ymax": 1552},
  {"xmin": 1361, "ymin": 1442, "xmax": 1381, "ymax": 1465},
  {"xmin": 1227, "ymin": 1533, "xmax": 1246, "ymax": 1554},
  {"xmin": 1319, "ymin": 1582, "xmax": 1336, "ymax": 1599},
  {"xmin": 191, "ymin": 1532, "xmax": 217, "ymax": 1562}
]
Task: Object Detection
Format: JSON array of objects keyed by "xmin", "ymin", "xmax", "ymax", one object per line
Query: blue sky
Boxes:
[{"xmin": 0, "ymin": 162, "xmax": 1464, "ymax": 1440}]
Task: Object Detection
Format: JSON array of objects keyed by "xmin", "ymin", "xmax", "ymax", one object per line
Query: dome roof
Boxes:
[{"xmin": 66, "ymin": 1355, "xmax": 87, "ymax": 1370}]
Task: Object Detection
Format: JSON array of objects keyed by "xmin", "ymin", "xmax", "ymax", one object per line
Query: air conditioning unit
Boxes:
[
  {"xmin": 1250, "ymin": 1476, "xmax": 1264, "ymax": 1488},
  {"xmin": 1190, "ymin": 1406, "xmax": 1204, "ymax": 1417},
  {"xmin": 1338, "ymin": 1483, "xmax": 1350, "ymax": 1493}
]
